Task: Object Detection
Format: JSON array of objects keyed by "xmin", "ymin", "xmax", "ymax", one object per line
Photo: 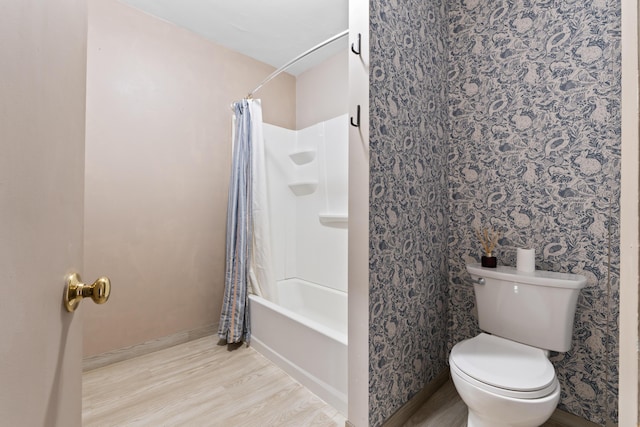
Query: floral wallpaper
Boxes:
[
  {"xmin": 447, "ymin": 1, "xmax": 620, "ymax": 424},
  {"xmin": 369, "ymin": 1, "xmax": 450, "ymax": 425},
  {"xmin": 369, "ymin": 0, "xmax": 620, "ymax": 425}
]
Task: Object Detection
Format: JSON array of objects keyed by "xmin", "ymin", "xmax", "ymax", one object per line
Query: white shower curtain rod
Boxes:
[{"xmin": 246, "ymin": 29, "xmax": 349, "ymax": 99}]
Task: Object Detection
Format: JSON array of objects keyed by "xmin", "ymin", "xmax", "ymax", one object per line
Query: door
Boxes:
[{"xmin": 1, "ymin": 1, "xmax": 88, "ymax": 426}]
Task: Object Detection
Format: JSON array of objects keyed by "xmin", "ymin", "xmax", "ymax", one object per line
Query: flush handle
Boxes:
[
  {"xmin": 471, "ymin": 277, "xmax": 485, "ymax": 286},
  {"xmin": 64, "ymin": 272, "xmax": 111, "ymax": 312}
]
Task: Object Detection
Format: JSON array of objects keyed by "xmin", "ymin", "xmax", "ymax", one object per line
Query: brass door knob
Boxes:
[{"xmin": 64, "ymin": 272, "xmax": 111, "ymax": 312}]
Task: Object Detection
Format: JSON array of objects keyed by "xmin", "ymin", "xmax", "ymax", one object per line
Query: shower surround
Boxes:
[
  {"xmin": 369, "ymin": 0, "xmax": 620, "ymax": 426},
  {"xmin": 249, "ymin": 115, "xmax": 349, "ymax": 414}
]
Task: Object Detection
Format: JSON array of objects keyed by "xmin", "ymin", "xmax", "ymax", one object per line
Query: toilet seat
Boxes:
[{"xmin": 450, "ymin": 333, "xmax": 558, "ymax": 399}]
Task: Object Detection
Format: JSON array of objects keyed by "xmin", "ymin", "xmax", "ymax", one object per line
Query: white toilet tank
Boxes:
[{"xmin": 467, "ymin": 264, "xmax": 586, "ymax": 352}]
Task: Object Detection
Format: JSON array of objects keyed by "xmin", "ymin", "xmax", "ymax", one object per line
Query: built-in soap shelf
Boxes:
[
  {"xmin": 288, "ymin": 182, "xmax": 318, "ymax": 196},
  {"xmin": 318, "ymin": 213, "xmax": 348, "ymax": 225},
  {"xmin": 289, "ymin": 150, "xmax": 316, "ymax": 165}
]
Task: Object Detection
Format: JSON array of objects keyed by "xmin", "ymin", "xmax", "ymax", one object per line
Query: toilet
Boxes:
[{"xmin": 449, "ymin": 264, "xmax": 586, "ymax": 427}]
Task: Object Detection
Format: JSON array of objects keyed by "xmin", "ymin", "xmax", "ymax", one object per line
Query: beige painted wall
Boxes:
[
  {"xmin": 84, "ymin": 0, "xmax": 295, "ymax": 357},
  {"xmin": 296, "ymin": 51, "xmax": 348, "ymax": 129}
]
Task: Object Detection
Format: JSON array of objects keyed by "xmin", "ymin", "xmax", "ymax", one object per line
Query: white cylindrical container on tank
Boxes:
[{"xmin": 517, "ymin": 248, "xmax": 536, "ymax": 272}]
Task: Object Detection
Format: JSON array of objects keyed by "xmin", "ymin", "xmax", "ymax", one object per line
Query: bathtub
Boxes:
[{"xmin": 248, "ymin": 278, "xmax": 348, "ymax": 415}]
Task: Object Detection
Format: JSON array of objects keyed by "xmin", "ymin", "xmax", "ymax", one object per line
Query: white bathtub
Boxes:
[{"xmin": 248, "ymin": 278, "xmax": 348, "ymax": 415}]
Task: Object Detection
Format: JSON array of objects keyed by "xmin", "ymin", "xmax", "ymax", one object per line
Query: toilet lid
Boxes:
[{"xmin": 450, "ymin": 333, "xmax": 555, "ymax": 392}]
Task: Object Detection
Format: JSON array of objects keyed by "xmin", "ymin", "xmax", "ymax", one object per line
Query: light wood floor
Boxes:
[
  {"xmin": 85, "ymin": 335, "xmax": 594, "ymax": 427},
  {"xmin": 83, "ymin": 336, "xmax": 346, "ymax": 426},
  {"xmin": 402, "ymin": 379, "xmax": 467, "ymax": 427},
  {"xmin": 403, "ymin": 379, "xmax": 584, "ymax": 427}
]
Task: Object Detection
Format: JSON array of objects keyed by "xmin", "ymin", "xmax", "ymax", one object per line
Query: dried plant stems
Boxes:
[{"xmin": 475, "ymin": 227, "xmax": 499, "ymax": 257}]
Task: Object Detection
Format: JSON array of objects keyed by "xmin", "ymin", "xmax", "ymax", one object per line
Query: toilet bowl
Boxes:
[
  {"xmin": 449, "ymin": 333, "xmax": 560, "ymax": 427},
  {"xmin": 451, "ymin": 264, "xmax": 585, "ymax": 427}
]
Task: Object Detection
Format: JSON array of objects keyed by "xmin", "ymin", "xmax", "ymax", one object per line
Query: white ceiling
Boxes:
[{"xmin": 119, "ymin": 0, "xmax": 349, "ymax": 76}]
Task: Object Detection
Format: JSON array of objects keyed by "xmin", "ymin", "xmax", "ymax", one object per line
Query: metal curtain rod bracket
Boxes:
[{"xmin": 247, "ymin": 29, "xmax": 349, "ymax": 98}]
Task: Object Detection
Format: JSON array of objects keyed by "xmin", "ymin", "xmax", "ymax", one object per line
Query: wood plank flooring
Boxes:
[
  {"xmin": 402, "ymin": 379, "xmax": 467, "ymax": 427},
  {"xmin": 83, "ymin": 336, "xmax": 346, "ymax": 427},
  {"xmin": 85, "ymin": 335, "xmax": 601, "ymax": 427},
  {"xmin": 403, "ymin": 379, "xmax": 593, "ymax": 427}
]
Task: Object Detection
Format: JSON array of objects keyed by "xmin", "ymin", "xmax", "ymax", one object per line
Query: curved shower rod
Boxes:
[{"xmin": 246, "ymin": 29, "xmax": 349, "ymax": 99}]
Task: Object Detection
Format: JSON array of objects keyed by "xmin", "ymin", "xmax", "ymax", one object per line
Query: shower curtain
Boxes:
[{"xmin": 218, "ymin": 98, "xmax": 275, "ymax": 344}]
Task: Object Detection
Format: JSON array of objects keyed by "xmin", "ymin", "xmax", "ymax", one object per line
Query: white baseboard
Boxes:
[{"xmin": 83, "ymin": 324, "xmax": 217, "ymax": 372}]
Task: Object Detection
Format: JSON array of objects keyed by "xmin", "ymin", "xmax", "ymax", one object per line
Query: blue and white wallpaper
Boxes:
[
  {"xmin": 369, "ymin": 0, "xmax": 621, "ymax": 425},
  {"xmin": 369, "ymin": 1, "xmax": 450, "ymax": 425},
  {"xmin": 447, "ymin": 0, "xmax": 620, "ymax": 424}
]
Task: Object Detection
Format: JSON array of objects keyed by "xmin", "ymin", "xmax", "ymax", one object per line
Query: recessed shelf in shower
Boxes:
[
  {"xmin": 288, "ymin": 182, "xmax": 318, "ymax": 196},
  {"xmin": 289, "ymin": 150, "xmax": 316, "ymax": 165},
  {"xmin": 318, "ymin": 213, "xmax": 348, "ymax": 225}
]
